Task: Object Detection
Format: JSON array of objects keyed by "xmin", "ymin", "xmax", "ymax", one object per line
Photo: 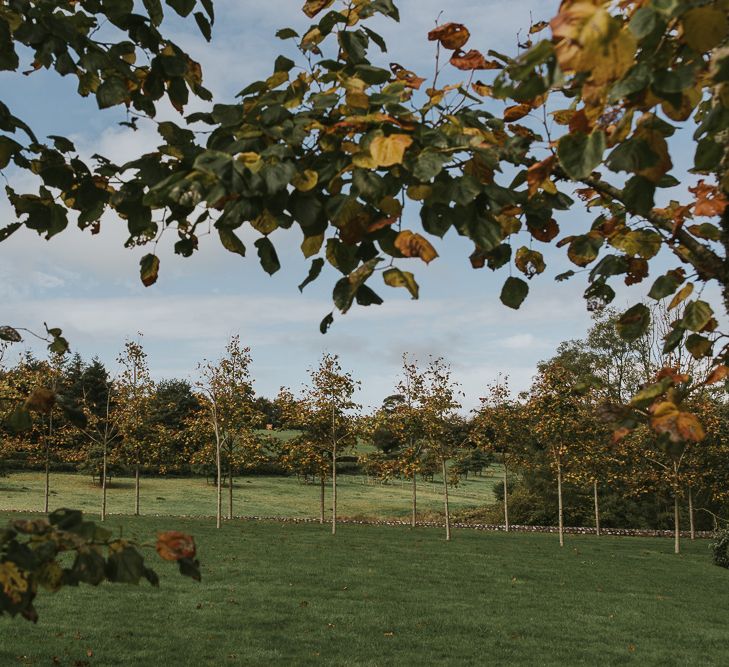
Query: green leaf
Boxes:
[
  {"xmin": 7, "ymin": 405, "xmax": 32, "ymax": 434},
  {"xmin": 96, "ymin": 78, "xmax": 129, "ymax": 109},
  {"xmin": 694, "ymin": 139, "xmax": 723, "ymax": 172},
  {"xmin": 616, "ymin": 303, "xmax": 650, "ymax": 341},
  {"xmin": 608, "ymin": 63, "xmax": 651, "ymax": 102},
  {"xmin": 254, "ymin": 237, "xmax": 280, "ymax": 275},
  {"xmin": 355, "ymin": 284, "xmax": 383, "ymax": 306},
  {"xmin": 106, "ymin": 547, "xmax": 145, "ymax": 584},
  {"xmin": 629, "ymin": 7, "xmax": 660, "ymax": 38},
  {"xmin": 299, "ymin": 258, "xmax": 324, "ymax": 292},
  {"xmin": 177, "ymin": 557, "xmax": 201, "ymax": 581},
  {"xmin": 218, "ymin": 228, "xmax": 246, "ymax": 257},
  {"xmin": 338, "ymin": 30, "xmax": 369, "ymax": 65},
  {"xmin": 0, "ymin": 222, "xmax": 22, "ymax": 242},
  {"xmin": 413, "ymin": 151, "xmax": 449, "ymax": 181},
  {"xmin": 194, "ymin": 12, "xmax": 212, "ymax": 41},
  {"xmin": 557, "ymin": 131, "xmax": 606, "ymax": 180},
  {"xmin": 320, "ymin": 312, "xmax": 334, "ymax": 334},
  {"xmin": 500, "ymin": 277, "xmax": 529, "ymax": 309},
  {"xmin": 622, "ymin": 176, "xmax": 656, "ymax": 216},
  {"xmin": 685, "ymin": 333, "xmax": 713, "ymax": 359},
  {"xmin": 165, "ymin": 0, "xmax": 195, "ymax": 17},
  {"xmin": 383, "ymin": 268, "xmax": 419, "ymax": 299},
  {"xmin": 567, "ymin": 234, "xmax": 602, "ymax": 267},
  {"xmin": 0, "ymin": 136, "xmax": 22, "ymax": 168},
  {"xmin": 681, "ymin": 300, "xmax": 712, "ymax": 332},
  {"xmin": 49, "ymin": 509, "xmax": 83, "ymax": 530},
  {"xmin": 276, "ymin": 28, "xmax": 299, "ymax": 40},
  {"xmin": 139, "ymin": 254, "xmax": 160, "ymax": 287},
  {"xmin": 143, "ymin": 0, "xmax": 164, "ymax": 25},
  {"xmin": 649, "ymin": 271, "xmax": 683, "ymax": 300},
  {"xmin": 630, "ymin": 377, "xmax": 672, "ymax": 406}
]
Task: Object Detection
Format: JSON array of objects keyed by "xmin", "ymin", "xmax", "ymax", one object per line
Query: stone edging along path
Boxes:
[
  {"xmin": 0, "ymin": 509, "xmax": 713, "ymax": 538},
  {"xmin": 231, "ymin": 516, "xmax": 713, "ymax": 538}
]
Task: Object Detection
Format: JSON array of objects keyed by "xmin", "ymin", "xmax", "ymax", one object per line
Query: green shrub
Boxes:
[{"xmin": 711, "ymin": 528, "xmax": 729, "ymax": 569}]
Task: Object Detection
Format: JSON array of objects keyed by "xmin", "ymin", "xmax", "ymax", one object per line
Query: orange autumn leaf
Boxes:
[
  {"xmin": 450, "ymin": 50, "xmax": 501, "ymax": 71},
  {"xmin": 427, "ymin": 22, "xmax": 471, "ymax": 50},
  {"xmin": 156, "ymin": 531, "xmax": 196, "ymax": 561},
  {"xmin": 706, "ymin": 365, "xmax": 729, "ymax": 385},
  {"xmin": 527, "ymin": 155, "xmax": 556, "ymax": 197},
  {"xmin": 676, "ymin": 412, "xmax": 706, "ymax": 442},
  {"xmin": 394, "ymin": 230, "xmax": 439, "ymax": 264},
  {"xmin": 689, "ymin": 180, "xmax": 728, "ymax": 217}
]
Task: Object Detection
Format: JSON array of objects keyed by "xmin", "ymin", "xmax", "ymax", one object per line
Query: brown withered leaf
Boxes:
[
  {"xmin": 394, "ymin": 230, "xmax": 438, "ymax": 263},
  {"xmin": 469, "ymin": 246, "xmax": 487, "ymax": 269},
  {"xmin": 450, "ymin": 50, "xmax": 502, "ymax": 71},
  {"xmin": 568, "ymin": 109, "xmax": 591, "ymax": 134},
  {"xmin": 25, "ymin": 388, "xmax": 56, "ymax": 414},
  {"xmin": 428, "ymin": 22, "xmax": 471, "ymax": 50},
  {"xmin": 625, "ymin": 257, "xmax": 649, "ymax": 286},
  {"xmin": 503, "ymin": 104, "xmax": 532, "ymax": 122},
  {"xmin": 391, "ymin": 63, "xmax": 426, "ymax": 90},
  {"xmin": 529, "ymin": 218, "xmax": 560, "ymax": 242}
]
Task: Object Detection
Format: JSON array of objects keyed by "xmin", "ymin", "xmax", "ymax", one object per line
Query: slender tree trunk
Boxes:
[
  {"xmin": 44, "ymin": 414, "xmax": 52, "ymax": 513},
  {"xmin": 688, "ymin": 486, "xmax": 695, "ymax": 540},
  {"xmin": 215, "ymin": 430, "xmax": 222, "ymax": 529},
  {"xmin": 101, "ymin": 443, "xmax": 108, "ymax": 522},
  {"xmin": 332, "ymin": 443, "xmax": 337, "ymax": 535},
  {"xmin": 557, "ymin": 457, "xmax": 564, "ymax": 548},
  {"xmin": 319, "ymin": 477, "xmax": 325, "ymax": 524},
  {"xmin": 673, "ymin": 462, "xmax": 680, "ymax": 554},
  {"xmin": 593, "ymin": 479, "xmax": 601, "ymax": 537},
  {"xmin": 411, "ymin": 472, "xmax": 417, "ymax": 528},
  {"xmin": 442, "ymin": 458, "xmax": 451, "ymax": 541},
  {"xmin": 503, "ymin": 455, "xmax": 509, "ymax": 533},
  {"xmin": 228, "ymin": 460, "xmax": 233, "ymax": 521},
  {"xmin": 134, "ymin": 463, "xmax": 140, "ymax": 516},
  {"xmin": 674, "ymin": 493, "xmax": 680, "ymax": 554}
]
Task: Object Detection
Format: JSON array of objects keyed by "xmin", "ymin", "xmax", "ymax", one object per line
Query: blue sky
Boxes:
[{"xmin": 1, "ymin": 1, "xmax": 723, "ymax": 410}]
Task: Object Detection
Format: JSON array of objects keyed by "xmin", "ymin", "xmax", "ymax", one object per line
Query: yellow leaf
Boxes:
[
  {"xmin": 302, "ymin": 0, "xmax": 335, "ymax": 19},
  {"xmin": 383, "ymin": 268, "xmax": 419, "ymax": 299},
  {"xmin": 668, "ymin": 282, "xmax": 693, "ymax": 310},
  {"xmin": 301, "ymin": 234, "xmax": 324, "ymax": 259},
  {"xmin": 369, "ymin": 134, "xmax": 413, "ymax": 167},
  {"xmin": 0, "ymin": 561, "xmax": 28, "ymax": 604},
  {"xmin": 292, "ymin": 169, "xmax": 319, "ymax": 192}
]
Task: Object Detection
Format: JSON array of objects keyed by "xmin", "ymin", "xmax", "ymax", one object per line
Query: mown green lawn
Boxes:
[
  {"xmin": 0, "ymin": 513, "xmax": 724, "ymax": 666},
  {"xmin": 0, "ymin": 471, "xmax": 497, "ymax": 521}
]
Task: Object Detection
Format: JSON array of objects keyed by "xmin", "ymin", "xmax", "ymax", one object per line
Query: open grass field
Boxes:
[
  {"xmin": 0, "ymin": 512, "xmax": 725, "ymax": 666},
  {"xmin": 0, "ymin": 471, "xmax": 497, "ymax": 520}
]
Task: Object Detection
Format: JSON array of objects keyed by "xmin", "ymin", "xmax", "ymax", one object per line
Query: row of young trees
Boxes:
[{"xmin": 2, "ymin": 307, "xmax": 728, "ymax": 549}]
